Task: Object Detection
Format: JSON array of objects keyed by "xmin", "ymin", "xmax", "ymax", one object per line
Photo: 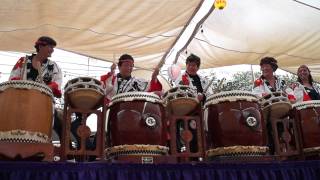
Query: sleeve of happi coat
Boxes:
[
  {"xmin": 48, "ymin": 61, "xmax": 62, "ymax": 98},
  {"xmin": 9, "ymin": 57, "xmax": 25, "ymax": 80}
]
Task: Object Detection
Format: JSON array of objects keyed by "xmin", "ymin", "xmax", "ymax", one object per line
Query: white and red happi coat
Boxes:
[
  {"xmin": 292, "ymin": 82, "xmax": 320, "ymax": 103},
  {"xmin": 252, "ymin": 76, "xmax": 295, "ymax": 101},
  {"xmin": 9, "ymin": 54, "xmax": 62, "ymax": 97},
  {"xmin": 175, "ymin": 72, "xmax": 211, "ymax": 96},
  {"xmin": 100, "ymin": 72, "xmax": 162, "ymax": 102}
]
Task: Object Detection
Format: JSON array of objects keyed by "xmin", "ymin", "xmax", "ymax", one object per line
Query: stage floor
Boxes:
[{"xmin": 0, "ymin": 160, "xmax": 319, "ymax": 180}]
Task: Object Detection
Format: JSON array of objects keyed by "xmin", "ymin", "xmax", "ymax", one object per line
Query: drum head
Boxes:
[
  {"xmin": 67, "ymin": 89, "xmax": 104, "ymax": 110},
  {"xmin": 65, "ymin": 77, "xmax": 104, "ymax": 110},
  {"xmin": 168, "ymin": 98, "xmax": 198, "ymax": 116},
  {"xmin": 262, "ymin": 102, "xmax": 292, "ymax": 118}
]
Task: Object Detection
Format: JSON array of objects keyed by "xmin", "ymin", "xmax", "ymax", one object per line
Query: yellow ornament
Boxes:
[{"xmin": 214, "ymin": 0, "xmax": 226, "ymax": 10}]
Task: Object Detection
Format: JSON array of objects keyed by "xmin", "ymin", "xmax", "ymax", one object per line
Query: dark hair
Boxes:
[
  {"xmin": 186, "ymin": 54, "xmax": 201, "ymax": 67},
  {"xmin": 297, "ymin": 65, "xmax": 314, "ymax": 85},
  {"xmin": 118, "ymin": 54, "xmax": 134, "ymax": 66},
  {"xmin": 34, "ymin": 36, "xmax": 57, "ymax": 52},
  {"xmin": 260, "ymin": 57, "xmax": 278, "ymax": 72}
]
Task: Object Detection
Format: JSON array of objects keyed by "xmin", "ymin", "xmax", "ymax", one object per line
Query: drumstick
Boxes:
[
  {"xmin": 152, "ymin": 64, "xmax": 161, "ymax": 80},
  {"xmin": 111, "ymin": 53, "xmax": 117, "ymax": 73}
]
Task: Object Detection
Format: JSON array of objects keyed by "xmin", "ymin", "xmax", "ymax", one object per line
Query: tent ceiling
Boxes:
[
  {"xmin": 0, "ymin": 0, "xmax": 203, "ymax": 69},
  {"xmin": 177, "ymin": 0, "xmax": 320, "ymax": 81}
]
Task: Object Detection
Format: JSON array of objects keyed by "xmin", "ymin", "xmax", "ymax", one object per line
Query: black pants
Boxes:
[
  {"xmin": 70, "ymin": 113, "xmax": 96, "ymax": 150},
  {"xmin": 53, "ymin": 110, "xmax": 95, "ymax": 150}
]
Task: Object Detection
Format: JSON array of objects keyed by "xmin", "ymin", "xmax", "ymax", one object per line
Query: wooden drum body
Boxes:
[
  {"xmin": 0, "ymin": 80, "xmax": 54, "ymax": 143},
  {"xmin": 292, "ymin": 101, "xmax": 320, "ymax": 155},
  {"xmin": 106, "ymin": 92, "xmax": 168, "ymax": 158},
  {"xmin": 204, "ymin": 91, "xmax": 268, "ymax": 158}
]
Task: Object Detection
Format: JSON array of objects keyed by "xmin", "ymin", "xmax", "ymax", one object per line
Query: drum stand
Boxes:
[
  {"xmin": 60, "ymin": 99, "xmax": 106, "ymax": 162},
  {"xmin": 168, "ymin": 105, "xmax": 205, "ymax": 162},
  {"xmin": 267, "ymin": 112, "xmax": 302, "ymax": 160}
]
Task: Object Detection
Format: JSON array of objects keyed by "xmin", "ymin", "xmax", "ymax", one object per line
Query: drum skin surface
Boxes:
[
  {"xmin": 108, "ymin": 100, "xmax": 167, "ymax": 147},
  {"xmin": 206, "ymin": 100, "xmax": 267, "ymax": 149},
  {"xmin": 0, "ymin": 84, "xmax": 53, "ymax": 138}
]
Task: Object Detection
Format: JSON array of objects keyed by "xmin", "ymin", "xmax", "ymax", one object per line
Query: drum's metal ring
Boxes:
[
  {"xmin": 303, "ymin": 146, "xmax": 320, "ymax": 154},
  {"xmin": 0, "ymin": 80, "xmax": 54, "ymax": 100},
  {"xmin": 64, "ymin": 77, "xmax": 101, "ymax": 89},
  {"xmin": 0, "ymin": 129, "xmax": 50, "ymax": 143},
  {"xmin": 65, "ymin": 83, "xmax": 104, "ymax": 93},
  {"xmin": 64, "ymin": 81, "xmax": 104, "ymax": 95},
  {"xmin": 105, "ymin": 144, "xmax": 169, "ymax": 158},
  {"xmin": 259, "ymin": 92, "xmax": 290, "ymax": 108},
  {"xmin": 205, "ymin": 91, "xmax": 258, "ymax": 108},
  {"xmin": 293, "ymin": 100, "xmax": 320, "ymax": 110},
  {"xmin": 109, "ymin": 92, "xmax": 162, "ymax": 106},
  {"xmin": 206, "ymin": 146, "xmax": 269, "ymax": 157}
]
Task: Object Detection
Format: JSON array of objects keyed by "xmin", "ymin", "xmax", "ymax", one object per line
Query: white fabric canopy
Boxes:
[
  {"xmin": 0, "ymin": 0, "xmax": 203, "ymax": 69},
  {"xmin": 177, "ymin": 0, "xmax": 320, "ymax": 81}
]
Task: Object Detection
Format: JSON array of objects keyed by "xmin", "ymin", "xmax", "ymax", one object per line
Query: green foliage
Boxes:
[{"xmin": 205, "ymin": 71, "xmax": 298, "ymax": 92}]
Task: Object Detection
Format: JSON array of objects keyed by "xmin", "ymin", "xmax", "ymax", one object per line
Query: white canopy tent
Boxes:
[
  {"xmin": 1, "ymin": 0, "xmax": 320, "ymax": 81},
  {"xmin": 175, "ymin": 0, "xmax": 320, "ymax": 81},
  {"xmin": 0, "ymin": 0, "xmax": 206, "ymax": 70}
]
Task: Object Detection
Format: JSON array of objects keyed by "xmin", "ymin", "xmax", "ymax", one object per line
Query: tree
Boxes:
[{"xmin": 205, "ymin": 71, "xmax": 298, "ymax": 92}]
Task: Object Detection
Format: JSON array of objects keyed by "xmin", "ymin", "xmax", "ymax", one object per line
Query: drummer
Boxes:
[
  {"xmin": 9, "ymin": 36, "xmax": 63, "ymax": 140},
  {"xmin": 100, "ymin": 54, "xmax": 162, "ymax": 102},
  {"xmin": 253, "ymin": 57, "xmax": 295, "ymax": 155},
  {"xmin": 252, "ymin": 57, "xmax": 295, "ymax": 102},
  {"xmin": 174, "ymin": 54, "xmax": 210, "ymax": 154},
  {"xmin": 175, "ymin": 54, "xmax": 210, "ymax": 103},
  {"xmin": 291, "ymin": 65, "xmax": 320, "ymax": 102}
]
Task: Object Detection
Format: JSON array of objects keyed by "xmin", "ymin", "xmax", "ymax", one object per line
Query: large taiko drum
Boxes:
[
  {"xmin": 259, "ymin": 91, "xmax": 292, "ymax": 119},
  {"xmin": 106, "ymin": 92, "xmax": 169, "ymax": 158},
  {"xmin": 292, "ymin": 101, "xmax": 320, "ymax": 155},
  {"xmin": 204, "ymin": 91, "xmax": 268, "ymax": 158},
  {"xmin": 162, "ymin": 85, "xmax": 199, "ymax": 116},
  {"xmin": 64, "ymin": 77, "xmax": 105, "ymax": 110},
  {"xmin": 0, "ymin": 80, "xmax": 54, "ymax": 143}
]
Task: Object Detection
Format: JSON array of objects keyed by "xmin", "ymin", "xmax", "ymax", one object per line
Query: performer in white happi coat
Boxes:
[
  {"xmin": 9, "ymin": 36, "xmax": 63, "ymax": 141},
  {"xmin": 100, "ymin": 54, "xmax": 162, "ymax": 104},
  {"xmin": 291, "ymin": 65, "xmax": 320, "ymax": 103},
  {"xmin": 252, "ymin": 57, "xmax": 295, "ymax": 102},
  {"xmin": 173, "ymin": 54, "xmax": 211, "ymax": 153},
  {"xmin": 175, "ymin": 54, "xmax": 211, "ymax": 103},
  {"xmin": 9, "ymin": 36, "xmax": 62, "ymax": 97}
]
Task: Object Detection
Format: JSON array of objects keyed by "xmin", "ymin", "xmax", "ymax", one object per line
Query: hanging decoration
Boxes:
[
  {"xmin": 168, "ymin": 64, "xmax": 181, "ymax": 81},
  {"xmin": 214, "ymin": 0, "xmax": 226, "ymax": 10}
]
